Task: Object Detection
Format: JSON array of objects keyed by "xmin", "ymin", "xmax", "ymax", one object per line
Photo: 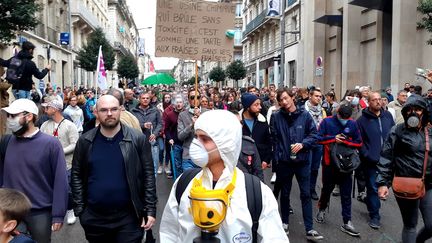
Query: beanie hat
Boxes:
[
  {"xmin": 241, "ymin": 93, "xmax": 259, "ymax": 109},
  {"xmin": 338, "ymin": 104, "xmax": 353, "ymax": 119}
]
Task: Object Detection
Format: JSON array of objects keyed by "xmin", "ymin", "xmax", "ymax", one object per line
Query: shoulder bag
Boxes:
[{"xmin": 392, "ymin": 127, "xmax": 429, "ymax": 199}]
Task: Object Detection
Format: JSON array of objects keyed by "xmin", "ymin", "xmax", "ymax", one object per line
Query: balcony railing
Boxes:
[
  {"xmin": 243, "ymin": 8, "xmax": 268, "ymax": 38},
  {"xmin": 70, "ymin": 1, "xmax": 100, "ymax": 30}
]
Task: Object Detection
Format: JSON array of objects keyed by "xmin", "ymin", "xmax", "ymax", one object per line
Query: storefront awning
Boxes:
[
  {"xmin": 349, "ymin": 0, "xmax": 393, "ymax": 13},
  {"xmin": 313, "ymin": 15, "xmax": 343, "ymax": 27}
]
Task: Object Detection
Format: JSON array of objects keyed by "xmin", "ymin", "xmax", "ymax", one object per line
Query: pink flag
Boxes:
[{"xmin": 96, "ymin": 46, "xmax": 108, "ymax": 90}]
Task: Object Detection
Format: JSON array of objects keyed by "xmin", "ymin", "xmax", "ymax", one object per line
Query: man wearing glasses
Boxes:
[
  {"xmin": 0, "ymin": 98, "xmax": 68, "ymax": 243},
  {"xmin": 71, "ymin": 95, "xmax": 157, "ymax": 242},
  {"xmin": 177, "ymin": 89, "xmax": 208, "ymax": 172}
]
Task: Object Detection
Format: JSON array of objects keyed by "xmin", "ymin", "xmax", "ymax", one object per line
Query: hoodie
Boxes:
[
  {"xmin": 160, "ymin": 110, "xmax": 288, "ymax": 242},
  {"xmin": 357, "ymin": 108, "xmax": 395, "ymax": 164}
]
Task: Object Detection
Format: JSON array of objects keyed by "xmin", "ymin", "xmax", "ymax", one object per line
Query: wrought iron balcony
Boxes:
[{"xmin": 242, "ymin": 8, "xmax": 268, "ymax": 39}]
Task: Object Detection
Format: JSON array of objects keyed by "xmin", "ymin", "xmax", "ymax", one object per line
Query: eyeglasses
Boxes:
[
  {"xmin": 7, "ymin": 112, "xmax": 28, "ymax": 118},
  {"xmin": 97, "ymin": 107, "xmax": 120, "ymax": 114}
]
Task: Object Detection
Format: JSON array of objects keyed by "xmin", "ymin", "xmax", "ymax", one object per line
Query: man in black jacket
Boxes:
[
  {"xmin": 0, "ymin": 41, "xmax": 50, "ymax": 99},
  {"xmin": 240, "ymin": 93, "xmax": 272, "ymax": 170},
  {"xmin": 71, "ymin": 95, "xmax": 157, "ymax": 243}
]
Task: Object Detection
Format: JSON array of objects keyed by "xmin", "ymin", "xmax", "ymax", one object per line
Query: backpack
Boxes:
[
  {"xmin": 6, "ymin": 57, "xmax": 25, "ymax": 85},
  {"xmin": 175, "ymin": 168, "xmax": 262, "ymax": 243},
  {"xmin": 330, "ymin": 142, "xmax": 360, "ymax": 173}
]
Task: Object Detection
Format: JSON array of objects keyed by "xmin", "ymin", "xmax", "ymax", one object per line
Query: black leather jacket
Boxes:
[{"xmin": 71, "ymin": 124, "xmax": 157, "ymax": 218}]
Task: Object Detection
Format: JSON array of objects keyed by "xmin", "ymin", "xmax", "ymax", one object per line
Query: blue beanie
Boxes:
[{"xmin": 241, "ymin": 93, "xmax": 259, "ymax": 109}]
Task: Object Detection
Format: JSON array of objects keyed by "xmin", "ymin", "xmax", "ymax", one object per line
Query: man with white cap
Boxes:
[
  {"xmin": 0, "ymin": 98, "xmax": 68, "ymax": 243},
  {"xmin": 160, "ymin": 110, "xmax": 288, "ymax": 242},
  {"xmin": 40, "ymin": 97, "xmax": 79, "ymax": 225}
]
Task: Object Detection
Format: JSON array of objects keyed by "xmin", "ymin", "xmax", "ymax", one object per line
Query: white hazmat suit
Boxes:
[{"xmin": 160, "ymin": 110, "xmax": 289, "ymax": 243}]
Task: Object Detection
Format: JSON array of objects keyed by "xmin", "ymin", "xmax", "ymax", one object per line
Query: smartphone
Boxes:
[{"xmin": 416, "ymin": 67, "xmax": 428, "ymax": 77}]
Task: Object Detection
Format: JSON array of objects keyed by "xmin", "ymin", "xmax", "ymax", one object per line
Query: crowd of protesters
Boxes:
[{"xmin": 1, "ymin": 58, "xmax": 432, "ymax": 242}]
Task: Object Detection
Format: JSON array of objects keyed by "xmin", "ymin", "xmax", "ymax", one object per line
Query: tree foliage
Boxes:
[
  {"xmin": 209, "ymin": 66, "xmax": 226, "ymax": 83},
  {"xmin": 186, "ymin": 76, "xmax": 201, "ymax": 86},
  {"xmin": 226, "ymin": 60, "xmax": 247, "ymax": 81},
  {"xmin": 117, "ymin": 54, "xmax": 139, "ymax": 80},
  {"xmin": 0, "ymin": 0, "xmax": 41, "ymax": 43},
  {"xmin": 418, "ymin": 0, "xmax": 432, "ymax": 45},
  {"xmin": 77, "ymin": 28, "xmax": 115, "ymax": 71}
]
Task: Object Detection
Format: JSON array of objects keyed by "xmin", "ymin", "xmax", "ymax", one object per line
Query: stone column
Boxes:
[
  {"xmin": 341, "ymin": 1, "xmax": 362, "ymax": 93},
  {"xmin": 391, "ymin": 0, "xmax": 417, "ymax": 91}
]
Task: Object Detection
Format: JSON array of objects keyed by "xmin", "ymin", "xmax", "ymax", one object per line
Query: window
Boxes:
[
  {"xmin": 288, "ymin": 60, "xmax": 296, "ymax": 86},
  {"xmin": 236, "ymin": 3, "xmax": 242, "ymax": 17},
  {"xmin": 234, "ymin": 29, "xmax": 242, "ymax": 46}
]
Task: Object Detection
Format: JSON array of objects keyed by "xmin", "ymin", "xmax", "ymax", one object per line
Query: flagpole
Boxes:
[
  {"xmin": 95, "ymin": 45, "xmax": 102, "ymax": 101},
  {"xmin": 194, "ymin": 60, "xmax": 198, "ymax": 108}
]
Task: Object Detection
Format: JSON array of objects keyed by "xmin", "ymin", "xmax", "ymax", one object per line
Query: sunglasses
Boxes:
[{"xmin": 189, "ymin": 95, "xmax": 201, "ymax": 100}]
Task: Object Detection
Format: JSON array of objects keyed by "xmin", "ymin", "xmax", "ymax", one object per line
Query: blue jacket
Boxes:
[
  {"xmin": 357, "ymin": 108, "xmax": 395, "ymax": 164},
  {"xmin": 270, "ymin": 107, "xmax": 318, "ymax": 163},
  {"xmin": 318, "ymin": 115, "xmax": 362, "ymax": 166}
]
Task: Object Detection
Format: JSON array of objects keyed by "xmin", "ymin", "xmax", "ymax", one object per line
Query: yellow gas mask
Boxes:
[{"xmin": 188, "ymin": 170, "xmax": 237, "ymax": 232}]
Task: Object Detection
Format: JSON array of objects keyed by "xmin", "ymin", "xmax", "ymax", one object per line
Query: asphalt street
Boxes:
[{"xmin": 53, "ymin": 169, "xmax": 431, "ymax": 243}]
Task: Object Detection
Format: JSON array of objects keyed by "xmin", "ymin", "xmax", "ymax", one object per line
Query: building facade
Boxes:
[
  {"xmin": 0, "ymin": 0, "xmax": 141, "ymax": 92},
  {"xmin": 107, "ymin": 0, "xmax": 138, "ymax": 88},
  {"xmin": 306, "ymin": 0, "xmax": 432, "ymax": 99},
  {"xmin": 242, "ymin": 0, "xmax": 301, "ymax": 88}
]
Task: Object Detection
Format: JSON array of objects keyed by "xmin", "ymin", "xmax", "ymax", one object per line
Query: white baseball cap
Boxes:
[{"xmin": 2, "ymin": 98, "xmax": 39, "ymax": 115}]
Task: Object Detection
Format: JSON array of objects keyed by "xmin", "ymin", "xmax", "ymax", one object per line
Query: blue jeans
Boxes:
[
  {"xmin": 318, "ymin": 165, "xmax": 353, "ymax": 224},
  {"xmin": 277, "ymin": 161, "xmax": 313, "ymax": 232},
  {"xmin": 309, "ymin": 145, "xmax": 323, "ymax": 193},
  {"xmin": 18, "ymin": 90, "xmax": 31, "ymax": 99},
  {"xmin": 12, "ymin": 89, "xmax": 19, "ymax": 99},
  {"xmin": 182, "ymin": 159, "xmax": 199, "ymax": 172},
  {"xmin": 150, "ymin": 140, "xmax": 159, "ymax": 175},
  {"xmin": 172, "ymin": 144, "xmax": 183, "ymax": 176},
  {"xmin": 396, "ymin": 188, "xmax": 432, "ymax": 243},
  {"xmin": 17, "ymin": 208, "xmax": 52, "ymax": 243},
  {"xmin": 365, "ymin": 165, "xmax": 380, "ymax": 221},
  {"xmin": 157, "ymin": 137, "xmax": 165, "ymax": 166}
]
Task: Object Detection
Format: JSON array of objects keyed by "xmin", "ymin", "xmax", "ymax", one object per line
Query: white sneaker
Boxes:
[
  {"xmin": 164, "ymin": 165, "xmax": 172, "ymax": 174},
  {"xmin": 66, "ymin": 210, "xmax": 76, "ymax": 225},
  {"xmin": 157, "ymin": 165, "xmax": 163, "ymax": 174},
  {"xmin": 282, "ymin": 223, "xmax": 289, "ymax": 235},
  {"xmin": 271, "ymin": 173, "xmax": 277, "ymax": 184}
]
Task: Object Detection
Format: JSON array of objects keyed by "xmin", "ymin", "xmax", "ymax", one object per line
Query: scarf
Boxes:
[{"xmin": 306, "ymin": 100, "xmax": 323, "ymax": 128}]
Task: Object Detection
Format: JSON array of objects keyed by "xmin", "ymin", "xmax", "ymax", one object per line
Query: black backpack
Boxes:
[
  {"xmin": 330, "ymin": 142, "xmax": 361, "ymax": 173},
  {"xmin": 6, "ymin": 57, "xmax": 25, "ymax": 85},
  {"xmin": 175, "ymin": 168, "xmax": 262, "ymax": 243}
]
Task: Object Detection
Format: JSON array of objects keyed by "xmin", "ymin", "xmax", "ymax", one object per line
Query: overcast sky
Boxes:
[{"xmin": 127, "ymin": 0, "xmax": 178, "ymax": 71}]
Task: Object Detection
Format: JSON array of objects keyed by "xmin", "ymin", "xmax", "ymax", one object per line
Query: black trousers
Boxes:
[{"xmin": 79, "ymin": 206, "xmax": 143, "ymax": 243}]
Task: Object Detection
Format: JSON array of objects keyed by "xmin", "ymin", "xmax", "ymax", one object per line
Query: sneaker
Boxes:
[
  {"xmin": 357, "ymin": 191, "xmax": 366, "ymax": 203},
  {"xmin": 289, "ymin": 206, "xmax": 294, "ymax": 214},
  {"xmin": 66, "ymin": 210, "xmax": 76, "ymax": 225},
  {"xmin": 311, "ymin": 191, "xmax": 319, "ymax": 200},
  {"xmin": 270, "ymin": 173, "xmax": 277, "ymax": 184},
  {"xmin": 368, "ymin": 218, "xmax": 381, "ymax": 230},
  {"xmin": 316, "ymin": 210, "xmax": 326, "ymax": 223},
  {"xmin": 306, "ymin": 229, "xmax": 324, "ymax": 241},
  {"xmin": 341, "ymin": 221, "xmax": 360, "ymax": 237},
  {"xmin": 164, "ymin": 165, "xmax": 172, "ymax": 175},
  {"xmin": 282, "ymin": 223, "xmax": 289, "ymax": 235},
  {"xmin": 332, "ymin": 186, "xmax": 340, "ymax": 196},
  {"xmin": 157, "ymin": 165, "xmax": 163, "ymax": 174}
]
